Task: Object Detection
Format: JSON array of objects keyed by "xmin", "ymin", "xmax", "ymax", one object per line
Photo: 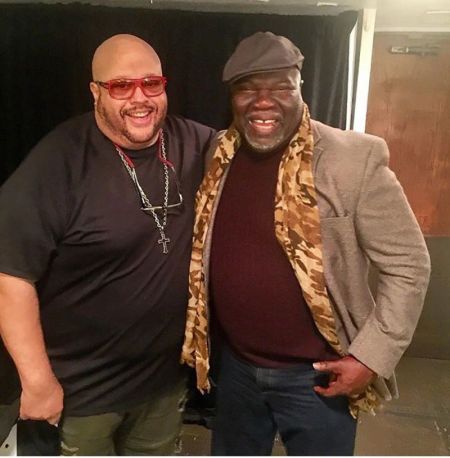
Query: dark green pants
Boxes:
[
  {"xmin": 0, "ymin": 397, "xmax": 19, "ymax": 445},
  {"xmin": 60, "ymin": 381, "xmax": 187, "ymax": 456}
]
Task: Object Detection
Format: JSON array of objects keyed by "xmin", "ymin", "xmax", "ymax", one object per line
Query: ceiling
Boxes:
[{"xmin": 2, "ymin": 0, "xmax": 450, "ymax": 30}]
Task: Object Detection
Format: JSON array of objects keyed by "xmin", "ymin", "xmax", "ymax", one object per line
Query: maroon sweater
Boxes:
[{"xmin": 210, "ymin": 144, "xmax": 337, "ymax": 367}]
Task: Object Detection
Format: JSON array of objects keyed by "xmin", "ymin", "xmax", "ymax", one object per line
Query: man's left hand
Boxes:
[{"xmin": 312, "ymin": 355, "xmax": 376, "ymax": 397}]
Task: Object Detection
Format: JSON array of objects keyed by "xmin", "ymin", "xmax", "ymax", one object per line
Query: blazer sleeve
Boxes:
[{"xmin": 347, "ymin": 137, "xmax": 431, "ymax": 378}]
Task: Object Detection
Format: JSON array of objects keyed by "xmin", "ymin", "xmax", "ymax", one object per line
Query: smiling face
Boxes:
[
  {"xmin": 230, "ymin": 68, "xmax": 304, "ymax": 154},
  {"xmin": 90, "ymin": 34, "xmax": 167, "ymax": 150}
]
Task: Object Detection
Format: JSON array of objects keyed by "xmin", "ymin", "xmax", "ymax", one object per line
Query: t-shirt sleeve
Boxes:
[
  {"xmin": 0, "ymin": 131, "xmax": 72, "ymax": 282},
  {"xmin": 198, "ymin": 124, "xmax": 217, "ymax": 158}
]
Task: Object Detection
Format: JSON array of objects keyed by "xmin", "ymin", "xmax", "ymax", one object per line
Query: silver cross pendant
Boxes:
[{"xmin": 158, "ymin": 233, "xmax": 171, "ymax": 254}]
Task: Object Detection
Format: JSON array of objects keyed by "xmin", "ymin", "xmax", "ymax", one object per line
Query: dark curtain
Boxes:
[{"xmin": 0, "ymin": 4, "xmax": 357, "ymax": 184}]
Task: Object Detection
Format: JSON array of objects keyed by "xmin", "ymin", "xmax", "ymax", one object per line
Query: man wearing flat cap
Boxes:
[{"xmin": 182, "ymin": 31, "xmax": 430, "ymax": 455}]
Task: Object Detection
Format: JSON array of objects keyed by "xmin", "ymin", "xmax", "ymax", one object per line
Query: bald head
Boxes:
[
  {"xmin": 90, "ymin": 34, "xmax": 167, "ymax": 150},
  {"xmin": 92, "ymin": 34, "xmax": 162, "ymax": 81}
]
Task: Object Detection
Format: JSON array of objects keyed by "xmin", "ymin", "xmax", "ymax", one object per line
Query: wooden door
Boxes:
[{"xmin": 366, "ymin": 32, "xmax": 450, "ymax": 236}]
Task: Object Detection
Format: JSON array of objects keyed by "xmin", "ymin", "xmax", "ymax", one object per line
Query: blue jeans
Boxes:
[{"xmin": 212, "ymin": 348, "xmax": 356, "ymax": 456}]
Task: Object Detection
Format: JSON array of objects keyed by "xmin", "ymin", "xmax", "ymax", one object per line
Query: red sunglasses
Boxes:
[{"xmin": 95, "ymin": 76, "xmax": 167, "ymax": 100}]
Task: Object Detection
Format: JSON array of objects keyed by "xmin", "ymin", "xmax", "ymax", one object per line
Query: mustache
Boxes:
[{"xmin": 122, "ymin": 105, "xmax": 156, "ymax": 116}]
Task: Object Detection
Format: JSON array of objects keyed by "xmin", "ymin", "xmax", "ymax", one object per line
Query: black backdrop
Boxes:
[{"xmin": 0, "ymin": 4, "xmax": 357, "ymax": 183}]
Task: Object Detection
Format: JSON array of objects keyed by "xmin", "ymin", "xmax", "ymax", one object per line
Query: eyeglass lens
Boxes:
[{"xmin": 109, "ymin": 78, "xmax": 165, "ymax": 99}]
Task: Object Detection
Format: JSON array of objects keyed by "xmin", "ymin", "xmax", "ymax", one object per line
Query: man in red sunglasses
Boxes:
[
  {"xmin": 0, "ymin": 34, "xmax": 215, "ymax": 455},
  {"xmin": 90, "ymin": 35, "xmax": 168, "ymax": 152}
]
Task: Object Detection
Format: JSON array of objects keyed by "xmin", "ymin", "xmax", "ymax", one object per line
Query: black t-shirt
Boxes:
[{"xmin": 0, "ymin": 112, "xmax": 215, "ymax": 415}]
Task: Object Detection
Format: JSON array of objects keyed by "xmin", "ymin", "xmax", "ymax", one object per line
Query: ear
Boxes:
[{"xmin": 90, "ymin": 81, "xmax": 100, "ymax": 106}]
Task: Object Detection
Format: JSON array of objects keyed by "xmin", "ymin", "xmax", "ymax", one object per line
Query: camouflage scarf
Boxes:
[{"xmin": 182, "ymin": 105, "xmax": 378, "ymax": 417}]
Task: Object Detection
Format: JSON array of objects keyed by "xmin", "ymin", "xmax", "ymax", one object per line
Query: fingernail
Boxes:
[{"xmin": 313, "ymin": 363, "xmax": 321, "ymax": 370}]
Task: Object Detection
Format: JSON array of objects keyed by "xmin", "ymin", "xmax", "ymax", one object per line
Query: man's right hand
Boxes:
[
  {"xmin": 0, "ymin": 273, "xmax": 63, "ymax": 426},
  {"xmin": 20, "ymin": 376, "xmax": 64, "ymax": 426}
]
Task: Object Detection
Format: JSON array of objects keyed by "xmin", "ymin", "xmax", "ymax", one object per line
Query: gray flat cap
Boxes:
[{"xmin": 222, "ymin": 31, "xmax": 304, "ymax": 84}]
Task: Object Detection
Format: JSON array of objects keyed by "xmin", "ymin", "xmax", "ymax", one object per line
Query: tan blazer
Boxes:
[{"xmin": 203, "ymin": 120, "xmax": 431, "ymax": 400}]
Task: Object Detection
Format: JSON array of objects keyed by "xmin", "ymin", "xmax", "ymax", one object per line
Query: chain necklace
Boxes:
[{"xmin": 114, "ymin": 130, "xmax": 171, "ymax": 254}]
